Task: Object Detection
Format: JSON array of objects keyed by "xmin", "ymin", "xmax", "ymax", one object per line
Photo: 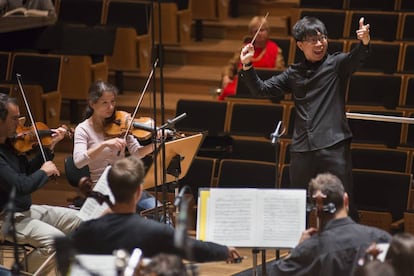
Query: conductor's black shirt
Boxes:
[{"xmin": 240, "ymin": 43, "xmax": 370, "ymax": 152}]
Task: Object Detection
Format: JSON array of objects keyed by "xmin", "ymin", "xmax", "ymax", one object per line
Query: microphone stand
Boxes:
[
  {"xmin": 138, "ymin": 113, "xmax": 187, "ymax": 224},
  {"xmin": 3, "ymin": 186, "xmax": 22, "ymax": 276},
  {"xmin": 270, "ymin": 121, "xmax": 284, "ymax": 261}
]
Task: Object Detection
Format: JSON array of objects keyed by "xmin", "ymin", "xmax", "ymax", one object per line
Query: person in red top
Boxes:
[{"xmin": 219, "ymin": 15, "xmax": 285, "ymax": 100}]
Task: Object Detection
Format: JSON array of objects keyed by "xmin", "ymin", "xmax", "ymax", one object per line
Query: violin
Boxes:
[
  {"xmin": 13, "ymin": 120, "xmax": 73, "ymax": 153},
  {"xmin": 105, "ymin": 110, "xmax": 155, "ymax": 141}
]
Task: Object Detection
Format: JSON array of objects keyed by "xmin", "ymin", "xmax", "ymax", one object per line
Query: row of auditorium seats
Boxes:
[
  {"xmin": 174, "ymin": 98, "xmax": 414, "ymax": 154},
  {"xmin": 298, "ymin": 8, "xmax": 414, "ymax": 41},
  {"xmin": 0, "ymin": 51, "xmax": 107, "ymax": 125},
  {"xmin": 256, "ymin": 37, "xmax": 414, "ymax": 74},
  {"xmin": 299, "ymin": 0, "xmax": 414, "ymax": 12}
]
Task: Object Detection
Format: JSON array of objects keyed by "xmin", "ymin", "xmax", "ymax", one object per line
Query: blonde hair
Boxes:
[{"xmin": 248, "ymin": 16, "xmax": 270, "ymax": 34}]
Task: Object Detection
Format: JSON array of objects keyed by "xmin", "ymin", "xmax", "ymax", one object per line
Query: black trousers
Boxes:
[{"xmin": 289, "ymin": 139, "xmax": 358, "ymax": 220}]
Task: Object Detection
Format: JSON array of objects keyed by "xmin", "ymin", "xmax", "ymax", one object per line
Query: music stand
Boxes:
[{"xmin": 143, "ymin": 133, "xmax": 205, "ymax": 190}]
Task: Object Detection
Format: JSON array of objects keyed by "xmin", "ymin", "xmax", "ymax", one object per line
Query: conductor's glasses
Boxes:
[{"xmin": 303, "ymin": 35, "xmax": 328, "ymax": 44}]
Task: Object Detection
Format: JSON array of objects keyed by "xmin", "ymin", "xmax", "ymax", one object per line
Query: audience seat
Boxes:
[
  {"xmin": 9, "ymin": 53, "xmax": 63, "ymax": 127},
  {"xmin": 227, "ymin": 102, "xmax": 286, "ymax": 139},
  {"xmin": 348, "ymin": 40, "xmax": 402, "ymax": 74},
  {"xmin": 345, "ymin": 11, "xmax": 400, "ymax": 41},
  {"xmin": 400, "ymin": 42, "xmax": 414, "ymax": 74},
  {"xmin": 353, "ymin": 168, "xmax": 412, "ymax": 232},
  {"xmin": 346, "ymin": 73, "xmax": 403, "ymax": 109},
  {"xmin": 399, "ymin": 13, "xmax": 414, "ymax": 41},
  {"xmin": 104, "ymin": 0, "xmax": 153, "ymax": 88},
  {"xmin": 348, "ymin": 0, "xmax": 397, "ymax": 11},
  {"xmin": 153, "ymin": 0, "xmax": 192, "ymax": 45},
  {"xmin": 351, "ymin": 146, "xmax": 410, "ymax": 173},
  {"xmin": 57, "ymin": 0, "xmax": 105, "ymax": 26},
  {"xmin": 216, "ymin": 159, "xmax": 277, "ymax": 189},
  {"xmin": 298, "ymin": 9, "xmax": 348, "ymax": 39},
  {"xmin": 346, "ymin": 107, "xmax": 405, "ymax": 148}
]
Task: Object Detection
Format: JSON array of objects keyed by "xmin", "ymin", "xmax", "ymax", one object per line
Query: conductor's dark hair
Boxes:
[{"xmin": 292, "ymin": 16, "xmax": 328, "ymax": 42}]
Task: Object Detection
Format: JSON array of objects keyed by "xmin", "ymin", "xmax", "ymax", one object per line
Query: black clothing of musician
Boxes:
[
  {"xmin": 240, "ymin": 17, "xmax": 371, "ymax": 214},
  {"xmin": 71, "ymin": 212, "xmax": 230, "ymax": 262},
  {"xmin": 270, "ymin": 173, "xmax": 391, "ymax": 276}
]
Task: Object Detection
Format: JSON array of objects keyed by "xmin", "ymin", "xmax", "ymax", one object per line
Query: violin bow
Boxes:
[
  {"xmin": 251, "ymin": 12, "xmax": 269, "ymax": 45},
  {"xmin": 16, "ymin": 73, "xmax": 47, "ymax": 162},
  {"xmin": 122, "ymin": 58, "xmax": 159, "ymax": 141}
]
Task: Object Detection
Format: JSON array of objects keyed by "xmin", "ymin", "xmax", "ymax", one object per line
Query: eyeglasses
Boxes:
[{"xmin": 303, "ymin": 35, "xmax": 328, "ymax": 44}]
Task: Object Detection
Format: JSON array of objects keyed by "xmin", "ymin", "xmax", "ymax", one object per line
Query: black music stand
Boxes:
[{"xmin": 143, "ymin": 133, "xmax": 204, "ymax": 190}]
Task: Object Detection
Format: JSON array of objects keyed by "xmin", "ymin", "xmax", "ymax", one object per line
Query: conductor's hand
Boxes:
[
  {"xmin": 356, "ymin": 17, "xmax": 370, "ymax": 45},
  {"xmin": 41, "ymin": 161, "xmax": 60, "ymax": 177},
  {"xmin": 226, "ymin": 247, "xmax": 242, "ymax": 263},
  {"xmin": 240, "ymin": 44, "xmax": 254, "ymax": 67}
]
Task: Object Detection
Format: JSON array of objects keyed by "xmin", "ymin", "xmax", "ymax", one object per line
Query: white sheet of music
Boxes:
[
  {"xmin": 77, "ymin": 166, "xmax": 114, "ymax": 221},
  {"xmin": 70, "ymin": 254, "xmax": 117, "ymax": 276},
  {"xmin": 198, "ymin": 188, "xmax": 306, "ymax": 248}
]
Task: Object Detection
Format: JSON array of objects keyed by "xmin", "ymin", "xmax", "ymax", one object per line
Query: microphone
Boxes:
[
  {"xmin": 166, "ymin": 113, "xmax": 187, "ymax": 128},
  {"xmin": 174, "ymin": 199, "xmax": 188, "ymax": 250},
  {"xmin": 174, "ymin": 186, "xmax": 188, "ymax": 207},
  {"xmin": 270, "ymin": 121, "xmax": 283, "ymax": 145},
  {"xmin": 132, "ymin": 121, "xmax": 157, "ymax": 133}
]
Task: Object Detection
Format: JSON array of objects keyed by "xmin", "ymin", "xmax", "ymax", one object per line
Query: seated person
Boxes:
[
  {"xmin": 69, "ymin": 155, "xmax": 241, "ymax": 263},
  {"xmin": 0, "ymin": 0, "xmax": 56, "ymax": 17},
  {"xmin": 219, "ymin": 15, "xmax": 285, "ymax": 100},
  {"xmin": 0, "ymin": 94, "xmax": 81, "ymax": 274},
  {"xmin": 271, "ymin": 172, "xmax": 392, "ymax": 275}
]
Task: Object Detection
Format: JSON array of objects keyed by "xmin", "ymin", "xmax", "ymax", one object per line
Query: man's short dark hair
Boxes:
[
  {"xmin": 107, "ymin": 156, "xmax": 145, "ymax": 203},
  {"xmin": 292, "ymin": 16, "xmax": 328, "ymax": 42}
]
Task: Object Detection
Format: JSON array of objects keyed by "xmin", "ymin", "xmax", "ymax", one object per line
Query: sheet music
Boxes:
[
  {"xmin": 70, "ymin": 254, "xmax": 117, "ymax": 276},
  {"xmin": 77, "ymin": 166, "xmax": 114, "ymax": 221},
  {"xmin": 197, "ymin": 188, "xmax": 306, "ymax": 248}
]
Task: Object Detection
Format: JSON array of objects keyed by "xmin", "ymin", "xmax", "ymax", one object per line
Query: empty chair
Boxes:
[
  {"xmin": 226, "ymin": 137, "xmax": 278, "ymax": 163},
  {"xmin": 10, "ymin": 52, "xmax": 63, "ymax": 127},
  {"xmin": 0, "ymin": 51, "xmax": 11, "ymax": 82},
  {"xmin": 152, "ymin": 0, "xmax": 192, "ymax": 45},
  {"xmin": 345, "ymin": 11, "xmax": 400, "ymax": 41},
  {"xmin": 399, "ymin": 13, "xmax": 414, "ymax": 41},
  {"xmin": 400, "ymin": 43, "xmax": 414, "ymax": 74},
  {"xmin": 298, "ymin": 9, "xmax": 348, "ymax": 39},
  {"xmin": 299, "ymin": 0, "xmax": 345, "ymax": 9},
  {"xmin": 57, "ymin": 0, "xmax": 105, "ymax": 25},
  {"xmin": 104, "ymin": 0, "xmax": 153, "ymax": 83},
  {"xmin": 216, "ymin": 159, "xmax": 277, "ymax": 188},
  {"xmin": 174, "ymin": 99, "xmax": 230, "ymax": 158},
  {"xmin": 191, "ymin": 0, "xmax": 228, "ymax": 21},
  {"xmin": 175, "ymin": 99, "xmax": 228, "ymax": 135},
  {"xmin": 228, "ymin": 102, "xmax": 285, "ymax": 138},
  {"xmin": 348, "ymin": 0, "xmax": 397, "ymax": 11},
  {"xmin": 353, "ymin": 168, "xmax": 412, "ymax": 232},
  {"xmin": 402, "ymin": 75, "xmax": 414, "ymax": 107},
  {"xmin": 346, "ymin": 73, "xmax": 403, "ymax": 109},
  {"xmin": 179, "ymin": 156, "xmax": 217, "ymax": 202},
  {"xmin": 399, "ymin": 0, "xmax": 414, "ymax": 11},
  {"xmin": 348, "ymin": 40, "xmax": 402, "ymax": 74},
  {"xmin": 351, "ymin": 147, "xmax": 410, "ymax": 173},
  {"xmin": 59, "ymin": 55, "xmax": 109, "ymax": 123},
  {"xmin": 347, "ymin": 108, "xmax": 405, "ymax": 147}
]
